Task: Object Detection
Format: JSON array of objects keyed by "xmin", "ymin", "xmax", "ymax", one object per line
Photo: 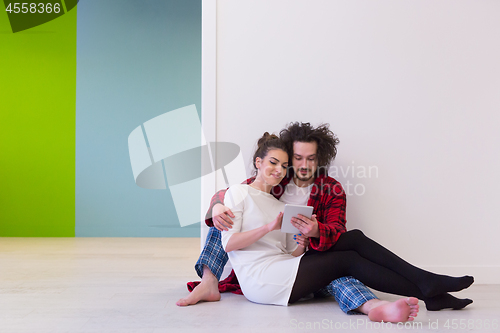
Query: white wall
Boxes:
[{"xmin": 203, "ymin": 0, "xmax": 500, "ymax": 283}]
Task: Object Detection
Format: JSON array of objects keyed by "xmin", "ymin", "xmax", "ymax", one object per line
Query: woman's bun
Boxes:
[
  {"xmin": 257, "ymin": 132, "xmax": 279, "ymax": 147},
  {"xmin": 253, "ymin": 132, "xmax": 288, "ymax": 171}
]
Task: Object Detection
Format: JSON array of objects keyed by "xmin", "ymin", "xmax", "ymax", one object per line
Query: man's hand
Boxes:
[
  {"xmin": 291, "ymin": 214, "xmax": 320, "ymax": 238},
  {"xmin": 213, "ymin": 203, "xmax": 235, "ymax": 231}
]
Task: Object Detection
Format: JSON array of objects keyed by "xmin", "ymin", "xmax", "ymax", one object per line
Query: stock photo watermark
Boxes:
[
  {"xmin": 328, "ymin": 162, "xmax": 379, "ymax": 197},
  {"xmin": 128, "ymin": 105, "xmax": 380, "ymax": 227},
  {"xmin": 290, "ymin": 318, "xmax": 498, "ymax": 330},
  {"xmin": 3, "ymin": 0, "xmax": 79, "ymax": 32}
]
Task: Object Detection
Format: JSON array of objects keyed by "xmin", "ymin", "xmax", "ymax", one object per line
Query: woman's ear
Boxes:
[{"xmin": 255, "ymin": 157, "xmax": 262, "ymax": 169}]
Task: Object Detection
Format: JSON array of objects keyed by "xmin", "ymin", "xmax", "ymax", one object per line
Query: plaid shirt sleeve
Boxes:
[
  {"xmin": 204, "ymin": 177, "xmax": 255, "ymax": 227},
  {"xmin": 204, "ymin": 189, "xmax": 227, "ymax": 227},
  {"xmin": 308, "ymin": 178, "xmax": 347, "ymax": 251}
]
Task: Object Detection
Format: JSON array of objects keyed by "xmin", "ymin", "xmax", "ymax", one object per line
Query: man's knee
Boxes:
[{"xmin": 207, "ymin": 226, "xmax": 222, "ymax": 238}]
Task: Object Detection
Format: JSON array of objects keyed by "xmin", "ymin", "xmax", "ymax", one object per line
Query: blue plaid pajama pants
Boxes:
[{"xmin": 196, "ymin": 227, "xmax": 378, "ymax": 314}]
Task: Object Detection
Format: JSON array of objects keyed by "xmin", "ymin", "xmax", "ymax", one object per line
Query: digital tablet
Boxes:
[{"xmin": 281, "ymin": 204, "xmax": 314, "ymax": 234}]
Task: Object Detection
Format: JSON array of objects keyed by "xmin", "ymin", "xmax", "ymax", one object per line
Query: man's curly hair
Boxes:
[{"xmin": 279, "ymin": 122, "xmax": 339, "ymax": 176}]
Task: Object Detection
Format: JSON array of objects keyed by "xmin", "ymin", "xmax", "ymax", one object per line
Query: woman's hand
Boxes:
[
  {"xmin": 212, "ymin": 203, "xmax": 235, "ymax": 231},
  {"xmin": 267, "ymin": 212, "xmax": 283, "ymax": 232},
  {"xmin": 294, "ymin": 234, "xmax": 309, "ymax": 248},
  {"xmin": 291, "ymin": 234, "xmax": 309, "ymax": 257}
]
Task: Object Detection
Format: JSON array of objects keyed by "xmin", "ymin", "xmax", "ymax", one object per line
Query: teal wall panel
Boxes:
[{"xmin": 75, "ymin": 0, "xmax": 201, "ymax": 236}]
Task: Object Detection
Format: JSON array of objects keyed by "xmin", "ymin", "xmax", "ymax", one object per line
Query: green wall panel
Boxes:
[{"xmin": 0, "ymin": 5, "xmax": 76, "ymax": 236}]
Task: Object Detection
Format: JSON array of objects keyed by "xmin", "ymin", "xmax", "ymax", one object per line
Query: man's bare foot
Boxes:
[
  {"xmin": 176, "ymin": 279, "xmax": 221, "ymax": 306},
  {"xmin": 368, "ymin": 297, "xmax": 419, "ymax": 323},
  {"xmin": 177, "ymin": 267, "xmax": 221, "ymax": 307}
]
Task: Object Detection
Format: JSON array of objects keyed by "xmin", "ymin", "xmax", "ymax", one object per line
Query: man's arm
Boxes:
[
  {"xmin": 308, "ymin": 189, "xmax": 347, "ymax": 251},
  {"xmin": 204, "ymin": 189, "xmax": 227, "ymax": 227},
  {"xmin": 204, "ymin": 177, "xmax": 256, "ymax": 228}
]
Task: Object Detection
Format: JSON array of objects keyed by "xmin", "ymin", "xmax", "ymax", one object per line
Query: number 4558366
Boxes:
[
  {"xmin": 6, "ymin": 2, "xmax": 61, "ymax": 14},
  {"xmin": 444, "ymin": 319, "xmax": 498, "ymax": 330}
]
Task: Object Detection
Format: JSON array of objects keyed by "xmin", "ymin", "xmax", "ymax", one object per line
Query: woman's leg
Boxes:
[
  {"xmin": 332, "ymin": 230, "xmax": 473, "ymax": 298},
  {"xmin": 288, "ymin": 250, "xmax": 472, "ymax": 311}
]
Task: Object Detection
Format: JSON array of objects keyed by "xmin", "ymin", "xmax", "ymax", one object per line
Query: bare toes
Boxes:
[{"xmin": 176, "ymin": 299, "xmax": 188, "ymax": 307}]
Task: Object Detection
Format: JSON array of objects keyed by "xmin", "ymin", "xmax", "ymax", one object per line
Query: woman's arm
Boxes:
[
  {"xmin": 291, "ymin": 246, "xmax": 305, "ymax": 257},
  {"xmin": 224, "ymin": 212, "xmax": 283, "ymax": 252}
]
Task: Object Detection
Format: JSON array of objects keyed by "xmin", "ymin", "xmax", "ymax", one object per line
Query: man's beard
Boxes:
[{"xmin": 295, "ymin": 170, "xmax": 314, "ymax": 182}]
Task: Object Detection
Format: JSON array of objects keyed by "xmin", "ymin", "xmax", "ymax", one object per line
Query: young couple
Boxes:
[{"xmin": 177, "ymin": 122, "xmax": 473, "ymax": 323}]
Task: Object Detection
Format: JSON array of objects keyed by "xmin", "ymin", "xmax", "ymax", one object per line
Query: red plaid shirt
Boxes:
[{"xmin": 204, "ymin": 174, "xmax": 347, "ymax": 251}]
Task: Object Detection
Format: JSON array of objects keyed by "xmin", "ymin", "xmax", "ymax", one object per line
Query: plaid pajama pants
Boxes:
[{"xmin": 196, "ymin": 227, "xmax": 378, "ymax": 314}]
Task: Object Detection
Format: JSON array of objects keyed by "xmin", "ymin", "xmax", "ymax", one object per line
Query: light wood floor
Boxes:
[{"xmin": 1, "ymin": 238, "xmax": 498, "ymax": 333}]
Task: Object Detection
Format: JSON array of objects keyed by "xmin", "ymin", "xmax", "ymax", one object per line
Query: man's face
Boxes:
[{"xmin": 292, "ymin": 141, "xmax": 318, "ymax": 184}]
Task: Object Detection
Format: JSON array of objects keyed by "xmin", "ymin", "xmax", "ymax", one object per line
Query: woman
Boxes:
[{"xmin": 222, "ymin": 133, "xmax": 473, "ymax": 311}]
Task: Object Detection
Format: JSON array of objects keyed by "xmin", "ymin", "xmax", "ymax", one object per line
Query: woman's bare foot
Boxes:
[
  {"xmin": 367, "ymin": 297, "xmax": 419, "ymax": 323},
  {"xmin": 176, "ymin": 267, "xmax": 221, "ymax": 306}
]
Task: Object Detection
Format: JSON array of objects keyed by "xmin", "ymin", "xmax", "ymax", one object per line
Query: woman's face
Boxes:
[{"xmin": 255, "ymin": 148, "xmax": 289, "ymax": 187}]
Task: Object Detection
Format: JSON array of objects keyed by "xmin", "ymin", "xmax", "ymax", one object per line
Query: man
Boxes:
[{"xmin": 177, "ymin": 122, "xmax": 419, "ymax": 322}]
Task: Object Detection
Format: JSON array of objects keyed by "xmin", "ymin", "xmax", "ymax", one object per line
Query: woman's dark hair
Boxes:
[
  {"xmin": 279, "ymin": 122, "xmax": 339, "ymax": 175},
  {"xmin": 252, "ymin": 132, "xmax": 289, "ymax": 171}
]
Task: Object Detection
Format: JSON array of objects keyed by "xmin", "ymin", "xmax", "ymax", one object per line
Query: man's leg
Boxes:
[
  {"xmin": 362, "ymin": 297, "xmax": 419, "ymax": 322},
  {"xmin": 315, "ymin": 277, "xmax": 419, "ymax": 322},
  {"xmin": 176, "ymin": 228, "xmax": 228, "ymax": 306},
  {"xmin": 315, "ymin": 276, "xmax": 378, "ymax": 314},
  {"xmin": 193, "ymin": 228, "xmax": 228, "ymax": 280}
]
